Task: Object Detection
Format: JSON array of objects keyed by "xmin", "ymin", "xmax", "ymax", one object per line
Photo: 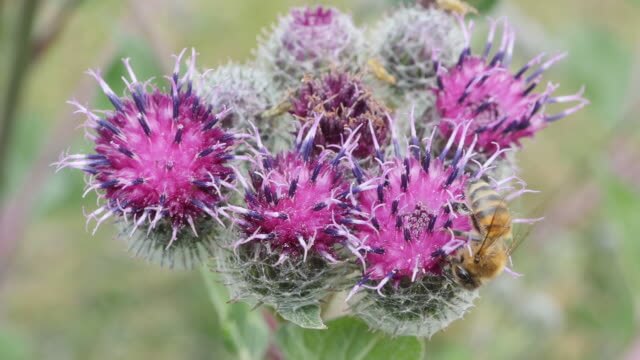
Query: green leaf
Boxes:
[
  {"xmin": 278, "ymin": 305, "xmax": 327, "ymax": 330},
  {"xmin": 276, "ymin": 317, "xmax": 424, "ymax": 360},
  {"xmin": 201, "ymin": 267, "xmax": 270, "ymax": 360}
]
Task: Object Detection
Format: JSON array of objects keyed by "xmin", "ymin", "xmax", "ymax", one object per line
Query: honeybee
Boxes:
[
  {"xmin": 436, "ymin": 0, "xmax": 478, "ymax": 16},
  {"xmin": 446, "ymin": 179, "xmax": 513, "ymax": 290},
  {"xmin": 367, "ymin": 58, "xmax": 396, "ymax": 85}
]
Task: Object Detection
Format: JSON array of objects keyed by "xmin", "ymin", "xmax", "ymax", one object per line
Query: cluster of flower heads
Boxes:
[{"xmin": 57, "ymin": 4, "xmax": 586, "ymax": 336}]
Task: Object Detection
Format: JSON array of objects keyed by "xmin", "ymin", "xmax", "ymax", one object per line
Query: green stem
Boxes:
[{"xmin": 0, "ymin": 0, "xmax": 40, "ymax": 193}]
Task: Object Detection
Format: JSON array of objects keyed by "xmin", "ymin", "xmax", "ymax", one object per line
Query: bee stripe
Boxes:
[
  {"xmin": 473, "ymin": 198, "xmax": 507, "ymax": 212},
  {"xmin": 474, "ymin": 206, "xmax": 510, "ymax": 222},
  {"xmin": 467, "ymin": 183, "xmax": 493, "ymax": 201},
  {"xmin": 471, "ymin": 194, "xmax": 503, "ymax": 210},
  {"xmin": 467, "ymin": 181, "xmax": 491, "ymax": 193},
  {"xmin": 472, "ymin": 201, "xmax": 507, "ymax": 213}
]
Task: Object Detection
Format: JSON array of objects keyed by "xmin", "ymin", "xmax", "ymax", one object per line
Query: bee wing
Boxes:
[
  {"xmin": 474, "ymin": 201, "xmax": 510, "ymax": 255},
  {"xmin": 472, "ymin": 197, "xmax": 511, "ymax": 254},
  {"xmin": 507, "ymin": 224, "xmax": 533, "ymax": 256},
  {"xmin": 506, "ymin": 197, "xmax": 548, "ymax": 255}
]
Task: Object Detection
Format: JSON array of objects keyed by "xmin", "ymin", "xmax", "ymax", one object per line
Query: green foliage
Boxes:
[
  {"xmin": 604, "ymin": 179, "xmax": 640, "ymax": 299},
  {"xmin": 278, "ymin": 305, "xmax": 327, "ymax": 330},
  {"xmin": 276, "ymin": 317, "xmax": 425, "ymax": 360},
  {"xmin": 0, "ymin": 329, "xmax": 29, "ymax": 360},
  {"xmin": 201, "ymin": 267, "xmax": 270, "ymax": 360},
  {"xmin": 564, "ymin": 27, "xmax": 631, "ymax": 129}
]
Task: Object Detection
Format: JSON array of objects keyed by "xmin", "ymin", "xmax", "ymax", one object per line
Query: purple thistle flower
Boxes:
[
  {"xmin": 344, "ymin": 113, "xmax": 533, "ymax": 298},
  {"xmin": 345, "ymin": 115, "xmax": 532, "ymax": 337},
  {"xmin": 345, "ymin": 120, "xmax": 478, "ymax": 299},
  {"xmin": 213, "ymin": 117, "xmax": 361, "ymax": 325},
  {"xmin": 54, "ymin": 50, "xmax": 236, "ymax": 267},
  {"xmin": 256, "ymin": 6, "xmax": 364, "ymax": 91},
  {"xmin": 226, "ymin": 117, "xmax": 358, "ymax": 263},
  {"xmin": 434, "ymin": 19, "xmax": 588, "ymax": 155},
  {"xmin": 289, "ymin": 71, "xmax": 389, "ymax": 159}
]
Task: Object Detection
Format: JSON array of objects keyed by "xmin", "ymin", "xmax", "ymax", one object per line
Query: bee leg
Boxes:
[
  {"xmin": 450, "ymin": 201, "xmax": 471, "ymax": 215},
  {"xmin": 451, "ymin": 229, "xmax": 482, "ymax": 242}
]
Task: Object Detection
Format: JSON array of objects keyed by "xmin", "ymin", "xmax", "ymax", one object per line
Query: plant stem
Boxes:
[
  {"xmin": 0, "ymin": 0, "xmax": 40, "ymax": 193},
  {"xmin": 30, "ymin": 0, "xmax": 83, "ymax": 65}
]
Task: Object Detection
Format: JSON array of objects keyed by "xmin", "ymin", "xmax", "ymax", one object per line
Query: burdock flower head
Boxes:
[
  {"xmin": 54, "ymin": 50, "xmax": 236, "ymax": 268},
  {"xmin": 434, "ymin": 19, "xmax": 588, "ymax": 156},
  {"xmin": 369, "ymin": 6, "xmax": 464, "ymax": 95},
  {"xmin": 215, "ymin": 118, "xmax": 359, "ymax": 327},
  {"xmin": 289, "ymin": 71, "xmax": 389, "ymax": 159},
  {"xmin": 256, "ymin": 6, "xmax": 364, "ymax": 92},
  {"xmin": 195, "ymin": 64, "xmax": 273, "ymax": 130},
  {"xmin": 343, "ymin": 117, "xmax": 511, "ymax": 337}
]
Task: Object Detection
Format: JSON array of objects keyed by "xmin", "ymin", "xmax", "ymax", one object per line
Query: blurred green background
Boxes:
[{"xmin": 1, "ymin": 0, "xmax": 639, "ymax": 359}]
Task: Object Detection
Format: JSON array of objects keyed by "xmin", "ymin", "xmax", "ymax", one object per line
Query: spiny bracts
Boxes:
[
  {"xmin": 369, "ymin": 6, "xmax": 464, "ymax": 95},
  {"xmin": 195, "ymin": 63, "xmax": 273, "ymax": 131},
  {"xmin": 256, "ymin": 5, "xmax": 364, "ymax": 92}
]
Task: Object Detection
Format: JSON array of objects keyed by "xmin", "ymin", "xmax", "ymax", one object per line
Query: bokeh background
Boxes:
[{"xmin": 0, "ymin": 0, "xmax": 639, "ymax": 359}]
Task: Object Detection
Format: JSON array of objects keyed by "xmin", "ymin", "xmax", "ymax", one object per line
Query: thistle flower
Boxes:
[
  {"xmin": 215, "ymin": 118, "xmax": 359, "ymax": 322},
  {"xmin": 344, "ymin": 117, "xmax": 513, "ymax": 337},
  {"xmin": 369, "ymin": 6, "xmax": 464, "ymax": 96},
  {"xmin": 289, "ymin": 71, "xmax": 389, "ymax": 159},
  {"xmin": 434, "ymin": 19, "xmax": 588, "ymax": 155},
  {"xmin": 54, "ymin": 50, "xmax": 236, "ymax": 268},
  {"xmin": 348, "ymin": 120, "xmax": 477, "ymax": 290},
  {"xmin": 195, "ymin": 64, "xmax": 273, "ymax": 130},
  {"xmin": 256, "ymin": 6, "xmax": 365, "ymax": 92}
]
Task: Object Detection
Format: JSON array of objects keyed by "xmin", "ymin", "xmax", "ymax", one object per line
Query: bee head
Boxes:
[{"xmin": 451, "ymin": 265, "xmax": 481, "ymax": 290}]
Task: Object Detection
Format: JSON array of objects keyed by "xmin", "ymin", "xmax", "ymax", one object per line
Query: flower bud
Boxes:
[
  {"xmin": 195, "ymin": 63, "xmax": 273, "ymax": 131},
  {"xmin": 256, "ymin": 6, "xmax": 365, "ymax": 92},
  {"xmin": 369, "ymin": 6, "xmax": 464, "ymax": 96}
]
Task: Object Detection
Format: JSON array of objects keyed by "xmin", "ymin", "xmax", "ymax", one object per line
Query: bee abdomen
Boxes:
[{"xmin": 466, "ymin": 180, "xmax": 512, "ymax": 235}]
